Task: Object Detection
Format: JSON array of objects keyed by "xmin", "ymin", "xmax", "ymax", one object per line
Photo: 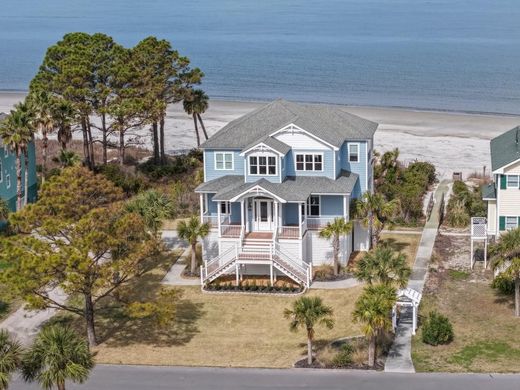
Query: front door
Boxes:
[{"xmin": 254, "ymin": 199, "xmax": 273, "ymax": 231}]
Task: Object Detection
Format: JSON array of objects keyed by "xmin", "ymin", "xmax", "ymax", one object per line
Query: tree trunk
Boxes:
[
  {"xmin": 24, "ymin": 148, "xmax": 29, "ymax": 206},
  {"xmin": 159, "ymin": 115, "xmax": 166, "ymax": 165},
  {"xmin": 191, "ymin": 243, "xmax": 197, "ymax": 275},
  {"xmin": 193, "ymin": 115, "xmax": 201, "ymax": 147},
  {"xmin": 42, "ymin": 129, "xmax": 48, "ymax": 182},
  {"xmin": 57, "ymin": 380, "xmax": 66, "ymax": 390},
  {"xmin": 81, "ymin": 117, "xmax": 90, "ymax": 168},
  {"xmin": 87, "ymin": 119, "xmax": 95, "ymax": 169},
  {"xmin": 307, "ymin": 331, "xmax": 313, "ymax": 365},
  {"xmin": 15, "ymin": 147, "xmax": 22, "ymax": 211},
  {"xmin": 370, "ymin": 214, "xmax": 377, "ymax": 249},
  {"xmin": 368, "ymin": 335, "xmax": 376, "ymax": 367},
  {"xmin": 119, "ymin": 130, "xmax": 125, "ymax": 166},
  {"xmin": 102, "ymin": 113, "xmax": 107, "ymax": 165},
  {"xmin": 333, "ymin": 234, "xmax": 339, "ymax": 276},
  {"xmin": 84, "ymin": 293, "xmax": 97, "ymax": 347},
  {"xmin": 152, "ymin": 121, "xmax": 159, "ymax": 165},
  {"xmin": 515, "ymin": 277, "xmax": 520, "ymax": 317},
  {"xmin": 197, "ymin": 114, "xmax": 208, "ymax": 140}
]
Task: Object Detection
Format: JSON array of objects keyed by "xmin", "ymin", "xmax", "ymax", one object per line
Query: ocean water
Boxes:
[{"xmin": 1, "ymin": 0, "xmax": 520, "ymax": 114}]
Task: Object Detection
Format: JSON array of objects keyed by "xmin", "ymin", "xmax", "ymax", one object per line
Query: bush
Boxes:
[
  {"xmin": 491, "ymin": 274, "xmax": 515, "ymax": 295},
  {"xmin": 98, "ymin": 164, "xmax": 146, "ymax": 195},
  {"xmin": 421, "ymin": 311, "xmax": 454, "ymax": 346},
  {"xmin": 446, "ymin": 181, "xmax": 486, "ymax": 227},
  {"xmin": 331, "ymin": 343, "xmax": 354, "ymax": 367},
  {"xmin": 137, "ymin": 154, "xmax": 201, "ymax": 179}
]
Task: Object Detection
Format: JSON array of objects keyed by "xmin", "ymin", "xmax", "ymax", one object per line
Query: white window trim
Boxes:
[
  {"xmin": 348, "ymin": 143, "xmax": 360, "ymax": 163},
  {"xmin": 248, "ymin": 153, "xmax": 278, "ymax": 177},
  {"xmin": 505, "ymin": 216, "xmax": 518, "ymax": 230},
  {"xmin": 220, "ymin": 201, "xmax": 231, "ymax": 215},
  {"xmin": 5, "ymin": 174, "xmax": 10, "ymax": 189},
  {"xmin": 214, "ymin": 152, "xmax": 234, "ymax": 171},
  {"xmin": 506, "ymin": 175, "xmax": 519, "ymax": 189},
  {"xmin": 295, "ymin": 153, "xmax": 324, "ymax": 172},
  {"xmin": 307, "ymin": 195, "xmax": 321, "ymax": 217}
]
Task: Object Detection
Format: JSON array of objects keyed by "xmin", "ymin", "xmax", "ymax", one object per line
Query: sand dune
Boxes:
[{"xmin": 1, "ymin": 91, "xmax": 519, "ymax": 179}]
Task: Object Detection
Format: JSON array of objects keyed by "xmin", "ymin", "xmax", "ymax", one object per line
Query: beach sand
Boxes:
[{"xmin": 1, "ymin": 91, "xmax": 519, "ymax": 179}]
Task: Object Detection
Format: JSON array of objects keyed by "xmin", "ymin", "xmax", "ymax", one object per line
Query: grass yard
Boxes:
[
  {"xmin": 378, "ymin": 232, "xmax": 421, "ymax": 267},
  {"xmin": 85, "ymin": 249, "xmax": 364, "ymax": 368},
  {"xmin": 412, "ymin": 234, "xmax": 520, "ymax": 373}
]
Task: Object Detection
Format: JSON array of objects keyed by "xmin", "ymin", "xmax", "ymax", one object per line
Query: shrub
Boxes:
[
  {"xmin": 98, "ymin": 163, "xmax": 146, "ymax": 195},
  {"xmin": 421, "ymin": 311, "xmax": 454, "ymax": 346},
  {"xmin": 491, "ymin": 274, "xmax": 515, "ymax": 295},
  {"xmin": 446, "ymin": 200, "xmax": 470, "ymax": 227},
  {"xmin": 331, "ymin": 343, "xmax": 354, "ymax": 367}
]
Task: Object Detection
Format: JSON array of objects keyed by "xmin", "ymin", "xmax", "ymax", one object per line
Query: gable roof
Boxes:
[
  {"xmin": 241, "ymin": 136, "xmax": 291, "ymax": 156},
  {"xmin": 195, "ymin": 170, "xmax": 359, "ymax": 202},
  {"xmin": 201, "ymin": 99, "xmax": 378, "ymax": 150},
  {"xmin": 491, "ymin": 126, "xmax": 520, "ymax": 172},
  {"xmin": 481, "ymin": 183, "xmax": 496, "ymax": 200}
]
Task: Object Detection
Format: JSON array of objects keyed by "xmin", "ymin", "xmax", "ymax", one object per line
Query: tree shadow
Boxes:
[{"xmin": 380, "ymin": 237, "xmax": 410, "ymax": 253}]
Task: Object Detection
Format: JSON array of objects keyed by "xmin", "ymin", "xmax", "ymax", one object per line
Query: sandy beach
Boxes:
[{"xmin": 1, "ymin": 91, "xmax": 519, "ymax": 179}]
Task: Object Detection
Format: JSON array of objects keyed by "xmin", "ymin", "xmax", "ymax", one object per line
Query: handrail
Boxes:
[
  {"xmin": 273, "ymin": 243, "xmax": 309, "ymax": 276},
  {"xmin": 205, "ymin": 245, "xmax": 236, "ymax": 270}
]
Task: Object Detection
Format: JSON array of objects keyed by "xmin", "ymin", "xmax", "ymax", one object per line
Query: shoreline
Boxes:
[
  {"xmin": 1, "ymin": 90, "xmax": 519, "ymax": 179},
  {"xmin": 2, "ymin": 89, "xmax": 520, "ymax": 118}
]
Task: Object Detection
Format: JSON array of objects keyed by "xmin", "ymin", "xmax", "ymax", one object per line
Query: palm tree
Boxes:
[
  {"xmin": 0, "ymin": 330, "xmax": 22, "ymax": 390},
  {"xmin": 52, "ymin": 100, "xmax": 75, "ymax": 151},
  {"xmin": 354, "ymin": 245, "xmax": 411, "ymax": 288},
  {"xmin": 177, "ymin": 216, "xmax": 210, "ymax": 274},
  {"xmin": 183, "ymin": 89, "xmax": 209, "ymax": 147},
  {"xmin": 284, "ymin": 296, "xmax": 334, "ymax": 365},
  {"xmin": 29, "ymin": 91, "xmax": 55, "ymax": 181},
  {"xmin": 0, "ymin": 103, "xmax": 34, "ymax": 210},
  {"xmin": 491, "ymin": 227, "xmax": 520, "ymax": 317},
  {"xmin": 352, "ymin": 284, "xmax": 396, "ymax": 367},
  {"xmin": 354, "ymin": 192, "xmax": 400, "ymax": 248},
  {"xmin": 21, "ymin": 325, "xmax": 94, "ymax": 390},
  {"xmin": 52, "ymin": 150, "xmax": 81, "ymax": 168},
  {"xmin": 126, "ymin": 190, "xmax": 175, "ymax": 238},
  {"xmin": 319, "ymin": 218, "xmax": 353, "ymax": 276}
]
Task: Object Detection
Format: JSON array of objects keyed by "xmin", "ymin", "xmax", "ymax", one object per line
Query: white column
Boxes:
[
  {"xmin": 217, "ymin": 201, "xmax": 222, "ymax": 237},
  {"xmin": 274, "ymin": 200, "xmax": 279, "ymax": 233},
  {"xmin": 412, "ymin": 305, "xmax": 417, "ymax": 335},
  {"xmin": 298, "ymin": 202, "xmax": 303, "ymax": 237},
  {"xmin": 236, "ymin": 263, "xmax": 239, "ymax": 285},
  {"xmin": 343, "ymin": 195, "xmax": 348, "ymax": 221},
  {"xmin": 199, "ymin": 194, "xmax": 204, "ymax": 221},
  {"xmin": 240, "ymin": 199, "xmax": 245, "ymax": 227},
  {"xmin": 270, "ymin": 262, "xmax": 274, "ymax": 286},
  {"xmin": 470, "ymin": 239, "xmax": 474, "ymax": 269},
  {"xmin": 484, "ymin": 239, "xmax": 488, "ymax": 269},
  {"xmin": 392, "ymin": 307, "xmax": 397, "ymax": 331}
]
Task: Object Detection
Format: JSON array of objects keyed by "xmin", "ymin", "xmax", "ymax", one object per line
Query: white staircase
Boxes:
[{"xmin": 200, "ymin": 242, "xmax": 312, "ymax": 288}]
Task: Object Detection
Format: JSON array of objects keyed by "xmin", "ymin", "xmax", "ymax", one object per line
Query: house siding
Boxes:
[
  {"xmin": 320, "ymin": 195, "xmax": 344, "ymax": 216},
  {"xmin": 504, "ymin": 160, "xmax": 520, "ymax": 175},
  {"xmin": 244, "ymin": 151, "xmax": 282, "ymax": 183},
  {"xmin": 285, "ymin": 149, "xmax": 335, "ymax": 179},
  {"xmin": 203, "ymin": 150, "xmax": 244, "ymax": 181},
  {"xmin": 341, "ymin": 141, "xmax": 368, "ymax": 198},
  {"xmin": 487, "ymin": 200, "xmax": 497, "ymax": 234}
]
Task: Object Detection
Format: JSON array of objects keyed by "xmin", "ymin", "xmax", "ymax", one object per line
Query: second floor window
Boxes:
[
  {"xmin": 249, "ymin": 155, "xmax": 276, "ymax": 175},
  {"xmin": 296, "ymin": 153, "xmax": 323, "ymax": 171},
  {"xmin": 348, "ymin": 143, "xmax": 359, "ymax": 162},
  {"xmin": 215, "ymin": 152, "xmax": 233, "ymax": 170},
  {"xmin": 507, "ymin": 175, "xmax": 519, "ymax": 188}
]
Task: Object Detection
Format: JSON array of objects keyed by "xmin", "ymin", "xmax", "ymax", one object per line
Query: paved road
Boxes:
[{"xmin": 10, "ymin": 365, "xmax": 520, "ymax": 390}]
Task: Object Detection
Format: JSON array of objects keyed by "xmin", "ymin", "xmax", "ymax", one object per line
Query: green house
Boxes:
[{"xmin": 0, "ymin": 113, "xmax": 38, "ymax": 213}]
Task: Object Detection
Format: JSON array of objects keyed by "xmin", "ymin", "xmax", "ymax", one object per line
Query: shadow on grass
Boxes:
[{"xmin": 380, "ymin": 238, "xmax": 410, "ymax": 253}]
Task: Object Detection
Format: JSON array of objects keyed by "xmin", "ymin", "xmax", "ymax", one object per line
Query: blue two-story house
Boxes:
[{"xmin": 195, "ymin": 100, "xmax": 377, "ymax": 288}]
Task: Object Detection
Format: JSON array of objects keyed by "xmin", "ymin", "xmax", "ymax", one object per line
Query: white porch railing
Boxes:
[
  {"xmin": 306, "ymin": 216, "xmax": 336, "ymax": 230},
  {"xmin": 220, "ymin": 215, "xmax": 241, "ymax": 237},
  {"xmin": 202, "ymin": 214, "xmax": 218, "ymax": 226}
]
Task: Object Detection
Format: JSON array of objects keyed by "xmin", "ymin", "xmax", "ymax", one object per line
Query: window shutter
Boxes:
[
  {"xmin": 499, "ymin": 216, "xmax": 505, "ymax": 231},
  {"xmin": 500, "ymin": 175, "xmax": 507, "ymax": 190}
]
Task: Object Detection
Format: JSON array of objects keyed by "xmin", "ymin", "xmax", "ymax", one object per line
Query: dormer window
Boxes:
[
  {"xmin": 249, "ymin": 155, "xmax": 277, "ymax": 176},
  {"xmin": 215, "ymin": 152, "xmax": 233, "ymax": 170}
]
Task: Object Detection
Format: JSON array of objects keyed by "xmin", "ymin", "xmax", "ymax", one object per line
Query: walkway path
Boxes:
[
  {"xmin": 310, "ymin": 277, "xmax": 361, "ymax": 289},
  {"xmin": 161, "ymin": 230, "xmax": 200, "ymax": 286},
  {"xmin": 0, "ymin": 287, "xmax": 67, "ymax": 345},
  {"xmin": 384, "ymin": 180, "xmax": 449, "ymax": 373}
]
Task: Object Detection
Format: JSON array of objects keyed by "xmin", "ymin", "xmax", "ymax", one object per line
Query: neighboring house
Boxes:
[
  {"xmin": 483, "ymin": 126, "xmax": 520, "ymax": 237},
  {"xmin": 0, "ymin": 113, "xmax": 38, "ymax": 213},
  {"xmin": 195, "ymin": 100, "xmax": 377, "ymax": 288}
]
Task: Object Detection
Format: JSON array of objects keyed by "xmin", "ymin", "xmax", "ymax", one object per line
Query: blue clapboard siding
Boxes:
[
  {"xmin": 320, "ymin": 195, "xmax": 344, "ymax": 216},
  {"xmin": 207, "ymin": 193, "xmax": 218, "ymax": 215},
  {"xmin": 203, "ymin": 150, "xmax": 244, "ymax": 181},
  {"xmin": 285, "ymin": 149, "xmax": 335, "ymax": 179},
  {"xmin": 230, "ymin": 202, "xmax": 241, "ymax": 223},
  {"xmin": 0, "ymin": 141, "xmax": 38, "ymax": 212},
  {"xmin": 283, "ymin": 203, "xmax": 300, "ymax": 225},
  {"xmin": 341, "ymin": 141, "xmax": 368, "ymax": 198}
]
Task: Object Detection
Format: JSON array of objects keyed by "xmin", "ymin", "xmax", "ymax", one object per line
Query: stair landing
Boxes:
[{"xmin": 244, "ymin": 232, "xmax": 273, "ymax": 240}]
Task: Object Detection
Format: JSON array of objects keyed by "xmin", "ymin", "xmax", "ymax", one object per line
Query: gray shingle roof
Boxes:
[
  {"xmin": 195, "ymin": 171, "xmax": 358, "ymax": 202},
  {"xmin": 490, "ymin": 126, "xmax": 520, "ymax": 171},
  {"xmin": 481, "ymin": 183, "xmax": 496, "ymax": 200},
  {"xmin": 201, "ymin": 99, "xmax": 378, "ymax": 150},
  {"xmin": 242, "ymin": 136, "xmax": 291, "ymax": 155}
]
